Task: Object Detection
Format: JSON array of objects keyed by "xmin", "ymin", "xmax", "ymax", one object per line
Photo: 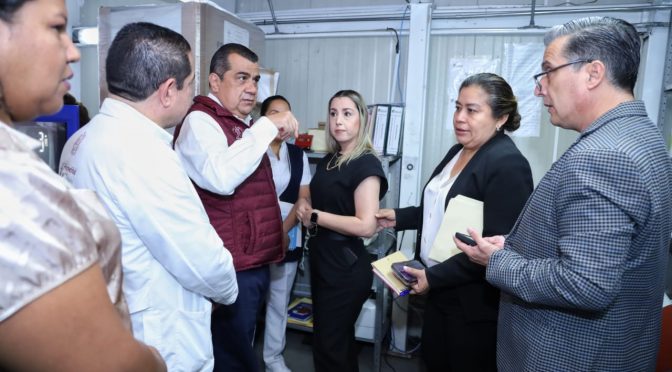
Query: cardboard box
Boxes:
[
  {"xmin": 98, "ymin": 3, "xmax": 265, "ymax": 103},
  {"xmin": 355, "ymin": 298, "xmax": 376, "ymax": 341}
]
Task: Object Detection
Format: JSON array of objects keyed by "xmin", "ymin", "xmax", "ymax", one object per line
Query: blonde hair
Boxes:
[{"xmin": 325, "ymin": 90, "xmax": 377, "ymax": 168}]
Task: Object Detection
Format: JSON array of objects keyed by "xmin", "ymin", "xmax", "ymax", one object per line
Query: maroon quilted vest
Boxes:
[{"xmin": 173, "ymin": 95, "xmax": 284, "ymax": 271}]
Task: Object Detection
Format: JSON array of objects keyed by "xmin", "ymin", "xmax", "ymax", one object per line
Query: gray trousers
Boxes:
[{"xmin": 263, "ymin": 261, "xmax": 299, "ymax": 372}]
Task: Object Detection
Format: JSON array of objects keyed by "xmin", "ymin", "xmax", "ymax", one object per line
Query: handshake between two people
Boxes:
[{"xmin": 374, "ymin": 209, "xmax": 506, "ymax": 295}]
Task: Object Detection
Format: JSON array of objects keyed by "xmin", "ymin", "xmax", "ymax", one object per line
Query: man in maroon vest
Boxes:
[{"xmin": 173, "ymin": 43, "xmax": 299, "ymax": 372}]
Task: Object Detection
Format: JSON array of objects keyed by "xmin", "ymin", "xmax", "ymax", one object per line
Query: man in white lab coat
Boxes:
[{"xmin": 60, "ymin": 22, "xmax": 238, "ymax": 372}]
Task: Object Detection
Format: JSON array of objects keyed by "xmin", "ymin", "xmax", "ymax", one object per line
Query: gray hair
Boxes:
[
  {"xmin": 544, "ymin": 16, "xmax": 640, "ymax": 93},
  {"xmin": 209, "ymin": 43, "xmax": 258, "ymax": 77}
]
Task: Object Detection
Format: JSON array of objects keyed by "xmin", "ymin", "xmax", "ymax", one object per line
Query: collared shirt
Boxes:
[
  {"xmin": 1, "ymin": 122, "xmax": 128, "ymax": 324},
  {"xmin": 175, "ymin": 93, "xmax": 279, "ymax": 195},
  {"xmin": 60, "ymin": 98, "xmax": 238, "ymax": 371},
  {"xmin": 266, "ymin": 141, "xmax": 312, "ymax": 248},
  {"xmin": 420, "ymin": 149, "xmax": 461, "ymax": 267}
]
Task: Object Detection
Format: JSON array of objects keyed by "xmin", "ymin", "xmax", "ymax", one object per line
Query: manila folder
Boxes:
[
  {"xmin": 371, "ymin": 250, "xmax": 410, "ymax": 296},
  {"xmin": 428, "ymin": 195, "xmax": 483, "ymax": 262}
]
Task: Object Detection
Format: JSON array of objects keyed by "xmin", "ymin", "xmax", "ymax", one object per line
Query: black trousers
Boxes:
[
  {"xmin": 212, "ymin": 266, "xmax": 270, "ymax": 372},
  {"xmin": 421, "ymin": 289, "xmax": 497, "ymax": 372},
  {"xmin": 309, "ymin": 236, "xmax": 372, "ymax": 372}
]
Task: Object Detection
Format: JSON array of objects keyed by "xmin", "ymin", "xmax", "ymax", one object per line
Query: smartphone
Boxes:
[
  {"xmin": 455, "ymin": 232, "xmax": 477, "ymax": 246},
  {"xmin": 391, "ymin": 260, "xmax": 424, "ymax": 286}
]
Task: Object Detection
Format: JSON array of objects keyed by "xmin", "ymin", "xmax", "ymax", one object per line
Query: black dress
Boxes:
[{"xmin": 308, "ymin": 152, "xmax": 388, "ymax": 372}]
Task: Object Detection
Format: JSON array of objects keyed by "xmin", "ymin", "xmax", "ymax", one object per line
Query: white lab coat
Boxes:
[{"xmin": 60, "ymin": 98, "xmax": 238, "ymax": 372}]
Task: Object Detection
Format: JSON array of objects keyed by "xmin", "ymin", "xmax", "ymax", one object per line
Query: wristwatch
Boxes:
[{"xmin": 310, "ymin": 211, "xmax": 319, "ymax": 226}]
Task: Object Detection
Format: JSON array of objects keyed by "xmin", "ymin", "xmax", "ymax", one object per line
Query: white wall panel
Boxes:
[
  {"xmin": 263, "ymin": 32, "xmax": 581, "ymax": 187},
  {"xmin": 264, "ymin": 36, "xmax": 399, "ymax": 131}
]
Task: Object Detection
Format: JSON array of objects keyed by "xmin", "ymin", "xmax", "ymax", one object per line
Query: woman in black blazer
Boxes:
[{"xmin": 377, "ymin": 73, "xmax": 533, "ymax": 372}]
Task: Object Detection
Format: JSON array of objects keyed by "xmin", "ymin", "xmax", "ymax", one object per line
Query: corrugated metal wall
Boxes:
[
  {"xmin": 423, "ymin": 34, "xmax": 579, "ymax": 185},
  {"xmin": 264, "ymin": 36, "xmax": 399, "ymax": 130},
  {"xmin": 267, "ymin": 32, "xmax": 661, "ymax": 186}
]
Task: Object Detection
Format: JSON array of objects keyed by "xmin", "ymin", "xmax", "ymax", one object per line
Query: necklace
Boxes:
[{"xmin": 325, "ymin": 153, "xmax": 340, "ymax": 171}]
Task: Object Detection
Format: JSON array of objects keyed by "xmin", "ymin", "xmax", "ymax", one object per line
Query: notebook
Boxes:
[{"xmin": 371, "ymin": 250, "xmax": 412, "ymax": 296}]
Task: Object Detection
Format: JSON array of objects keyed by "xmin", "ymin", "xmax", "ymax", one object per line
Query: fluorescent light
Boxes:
[{"xmin": 72, "ymin": 27, "xmax": 99, "ymax": 45}]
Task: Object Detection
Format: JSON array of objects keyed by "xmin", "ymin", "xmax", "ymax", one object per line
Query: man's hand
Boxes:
[
  {"xmin": 454, "ymin": 228, "xmax": 505, "ymax": 266},
  {"xmin": 375, "ymin": 208, "xmax": 396, "ymax": 232},
  {"xmin": 265, "ymin": 111, "xmax": 299, "ymax": 140}
]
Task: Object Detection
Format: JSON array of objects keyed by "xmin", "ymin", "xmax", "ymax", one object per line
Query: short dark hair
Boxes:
[
  {"xmin": 0, "ymin": 0, "xmax": 30, "ymax": 22},
  {"xmin": 544, "ymin": 16, "xmax": 640, "ymax": 93},
  {"xmin": 459, "ymin": 73, "xmax": 521, "ymax": 132},
  {"xmin": 209, "ymin": 43, "xmax": 258, "ymax": 77},
  {"xmin": 106, "ymin": 22, "xmax": 192, "ymax": 102},
  {"xmin": 260, "ymin": 95, "xmax": 291, "ymax": 116}
]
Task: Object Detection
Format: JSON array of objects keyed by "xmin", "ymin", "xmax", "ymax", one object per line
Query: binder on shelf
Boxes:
[
  {"xmin": 287, "ymin": 297, "xmax": 313, "ymax": 328},
  {"xmin": 371, "ymin": 250, "xmax": 412, "ymax": 297},
  {"xmin": 367, "ymin": 104, "xmax": 404, "ymax": 157},
  {"xmin": 385, "ymin": 106, "xmax": 404, "ymax": 156},
  {"xmin": 370, "ymin": 105, "xmax": 390, "ymax": 155}
]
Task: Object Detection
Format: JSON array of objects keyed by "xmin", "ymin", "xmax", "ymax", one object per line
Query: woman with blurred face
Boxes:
[
  {"xmin": 261, "ymin": 95, "xmax": 312, "ymax": 372},
  {"xmin": 376, "ymin": 73, "xmax": 533, "ymax": 371},
  {"xmin": 0, "ymin": 1, "xmax": 165, "ymax": 370},
  {"xmin": 295, "ymin": 90, "xmax": 388, "ymax": 372}
]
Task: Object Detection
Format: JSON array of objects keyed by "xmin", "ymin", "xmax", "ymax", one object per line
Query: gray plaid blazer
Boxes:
[{"xmin": 487, "ymin": 101, "xmax": 672, "ymax": 371}]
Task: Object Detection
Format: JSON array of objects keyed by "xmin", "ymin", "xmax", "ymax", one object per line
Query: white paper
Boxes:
[
  {"xmin": 257, "ymin": 69, "xmax": 279, "ymax": 103},
  {"xmin": 428, "ymin": 195, "xmax": 483, "ymax": 263},
  {"xmin": 109, "ymin": 6, "xmax": 182, "ymax": 40},
  {"xmin": 446, "ymin": 58, "xmax": 499, "ymax": 130},
  {"xmin": 223, "ymin": 20, "xmax": 250, "ymax": 46},
  {"xmin": 502, "ymin": 43, "xmax": 545, "ymax": 137}
]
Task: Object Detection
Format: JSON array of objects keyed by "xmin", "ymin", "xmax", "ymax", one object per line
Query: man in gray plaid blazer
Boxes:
[{"xmin": 458, "ymin": 17, "xmax": 672, "ymax": 371}]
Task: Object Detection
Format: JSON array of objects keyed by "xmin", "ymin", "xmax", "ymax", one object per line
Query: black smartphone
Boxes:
[
  {"xmin": 455, "ymin": 232, "xmax": 477, "ymax": 246},
  {"xmin": 391, "ymin": 260, "xmax": 424, "ymax": 286}
]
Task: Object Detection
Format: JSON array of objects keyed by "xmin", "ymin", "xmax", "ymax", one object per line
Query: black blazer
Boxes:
[{"xmin": 395, "ymin": 131, "xmax": 533, "ymax": 322}]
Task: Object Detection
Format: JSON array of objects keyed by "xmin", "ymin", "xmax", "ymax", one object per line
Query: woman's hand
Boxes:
[
  {"xmin": 375, "ymin": 208, "xmax": 397, "ymax": 232},
  {"xmin": 294, "ymin": 198, "xmax": 313, "ymax": 227},
  {"xmin": 405, "ymin": 267, "xmax": 430, "ymax": 295}
]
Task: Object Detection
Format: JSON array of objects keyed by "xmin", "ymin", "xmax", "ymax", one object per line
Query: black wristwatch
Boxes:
[{"xmin": 310, "ymin": 211, "xmax": 319, "ymax": 226}]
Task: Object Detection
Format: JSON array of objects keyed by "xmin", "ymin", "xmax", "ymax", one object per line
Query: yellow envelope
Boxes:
[{"xmin": 428, "ymin": 194, "xmax": 483, "ymax": 262}]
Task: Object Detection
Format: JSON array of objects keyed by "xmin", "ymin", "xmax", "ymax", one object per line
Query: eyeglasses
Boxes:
[{"xmin": 533, "ymin": 59, "xmax": 594, "ymax": 90}]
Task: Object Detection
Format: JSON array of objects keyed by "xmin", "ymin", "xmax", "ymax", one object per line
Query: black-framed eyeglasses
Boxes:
[{"xmin": 533, "ymin": 59, "xmax": 594, "ymax": 90}]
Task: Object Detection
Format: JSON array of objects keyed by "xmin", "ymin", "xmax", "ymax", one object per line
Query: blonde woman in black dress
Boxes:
[{"xmin": 296, "ymin": 90, "xmax": 388, "ymax": 372}]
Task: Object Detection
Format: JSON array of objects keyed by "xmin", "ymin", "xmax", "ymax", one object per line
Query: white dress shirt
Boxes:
[
  {"xmin": 420, "ymin": 149, "xmax": 461, "ymax": 267},
  {"xmin": 266, "ymin": 142, "xmax": 312, "ymax": 247},
  {"xmin": 60, "ymin": 98, "xmax": 238, "ymax": 372},
  {"xmin": 174, "ymin": 93, "xmax": 279, "ymax": 195}
]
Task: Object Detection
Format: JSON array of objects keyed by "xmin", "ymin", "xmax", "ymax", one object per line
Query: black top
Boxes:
[
  {"xmin": 395, "ymin": 131, "xmax": 533, "ymax": 322},
  {"xmin": 311, "ymin": 152, "xmax": 389, "ymax": 218}
]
